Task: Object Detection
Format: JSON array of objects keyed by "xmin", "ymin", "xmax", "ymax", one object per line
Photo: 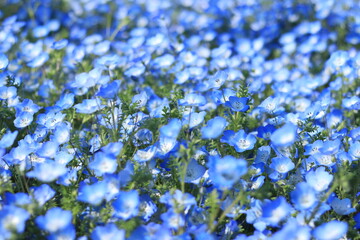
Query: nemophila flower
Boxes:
[
  {"xmin": 55, "ymin": 93, "xmax": 75, "ymax": 110},
  {"xmin": 89, "ymin": 151, "xmax": 118, "ymax": 176},
  {"xmin": 208, "ymin": 155, "xmax": 247, "ymax": 189},
  {"xmin": 290, "ymin": 182, "xmax": 317, "ymax": 210},
  {"xmin": 160, "ymin": 190, "xmax": 196, "ymax": 210},
  {"xmin": 304, "ymin": 140, "xmax": 323, "ymax": 155},
  {"xmin": 0, "ymin": 205, "xmax": 30, "ymax": 234},
  {"xmin": 354, "ymin": 213, "xmax": 360, "ymax": 229},
  {"xmin": 26, "ymin": 160, "xmax": 67, "ymax": 182},
  {"xmin": 312, "ymin": 153, "xmax": 335, "ymax": 167},
  {"xmin": 0, "ymin": 130, "xmax": 18, "ymax": 148},
  {"xmin": 152, "ymin": 54, "xmax": 175, "ymax": 68},
  {"xmin": 225, "ymin": 96, "xmax": 250, "ymax": 112},
  {"xmin": 124, "ymin": 64, "xmax": 146, "ymax": 77},
  {"xmin": 161, "ymin": 209, "xmax": 185, "ymax": 230},
  {"xmin": 48, "ymin": 225, "xmax": 76, "ymax": 240},
  {"xmin": 268, "ymin": 218, "xmax": 311, "ymax": 240},
  {"xmin": 184, "ymin": 159, "xmax": 206, "ymax": 183},
  {"xmin": 132, "ymin": 91, "xmax": 149, "ymax": 108},
  {"xmin": 327, "ymin": 50, "xmax": 349, "ymax": 70},
  {"xmin": 51, "ymin": 122, "xmax": 71, "ymax": 145},
  {"xmin": 350, "ymin": 127, "xmax": 360, "ymax": 141},
  {"xmin": 133, "ymin": 129, "xmax": 153, "ymax": 147},
  {"xmin": 201, "ymin": 116, "xmax": 228, "ymax": 139},
  {"xmin": 305, "ymin": 167, "xmax": 333, "ymax": 192},
  {"xmin": 112, "ymin": 190, "xmax": 139, "ymax": 220},
  {"xmin": 183, "ymin": 111, "xmax": 206, "ymax": 129},
  {"xmin": 207, "ymin": 70, "xmax": 228, "ymax": 89},
  {"xmin": 257, "ymin": 124, "xmax": 276, "ymax": 140},
  {"xmin": 4, "ymin": 192, "xmax": 32, "ymax": 206},
  {"xmin": 31, "ymin": 184, "xmax": 56, "ymax": 206},
  {"xmin": 230, "ymin": 130, "xmax": 257, "ymax": 153},
  {"xmin": 0, "ymin": 86, "xmax": 17, "ymax": 100},
  {"xmin": 342, "ymin": 96, "xmax": 360, "ymax": 110},
  {"xmin": 254, "ymin": 146, "xmax": 271, "ymax": 164},
  {"xmin": 211, "ymin": 88, "xmax": 236, "ymax": 105},
  {"xmin": 326, "ymin": 109, "xmax": 342, "ymax": 129},
  {"xmin": 157, "ymin": 136, "xmax": 177, "ymax": 155},
  {"xmin": 14, "ymin": 111, "xmax": 34, "ymax": 128},
  {"xmin": 330, "ymin": 197, "xmax": 356, "ymax": 215},
  {"xmin": 270, "ymin": 123, "xmax": 297, "ymax": 147},
  {"xmin": 133, "ymin": 145, "xmax": 157, "ymax": 162},
  {"xmin": 3, "ymin": 144, "xmax": 32, "ymax": 165},
  {"xmin": 101, "ymin": 142, "xmax": 123, "ymax": 157},
  {"xmin": 36, "ymin": 141, "xmax": 59, "ymax": 158},
  {"xmin": 312, "ymin": 221, "xmax": 348, "ymax": 240},
  {"xmin": 37, "ymin": 111, "xmax": 66, "ymax": 129},
  {"xmin": 78, "ymin": 181, "xmax": 107, "ymax": 205},
  {"xmin": 258, "ymin": 96, "xmax": 281, "ymax": 114},
  {"xmin": 96, "ymin": 80, "xmax": 121, "ymax": 99},
  {"xmin": 349, "ymin": 141, "xmax": 360, "ymax": 160},
  {"xmin": 139, "ymin": 194, "xmax": 158, "ymax": 222},
  {"xmin": 160, "ymin": 118, "xmax": 182, "ymax": 139},
  {"xmin": 54, "ymin": 150, "xmax": 74, "ymax": 165},
  {"xmin": 269, "ymin": 157, "xmax": 295, "ymax": 174},
  {"xmin": 320, "ymin": 139, "xmax": 341, "ymax": 155},
  {"xmin": 74, "ymin": 98, "xmax": 105, "ymax": 114},
  {"xmin": 0, "ymin": 53, "xmax": 9, "ymax": 70},
  {"xmin": 51, "ymin": 39, "xmax": 68, "ymax": 49},
  {"xmin": 36, "ymin": 207, "xmax": 72, "ymax": 233},
  {"xmin": 15, "ymin": 99, "xmax": 41, "ymax": 116},
  {"xmin": 178, "ymin": 93, "xmax": 206, "ymax": 107},
  {"xmin": 261, "ymin": 197, "xmax": 292, "ymax": 227},
  {"xmin": 91, "ymin": 223, "xmax": 125, "ymax": 240}
]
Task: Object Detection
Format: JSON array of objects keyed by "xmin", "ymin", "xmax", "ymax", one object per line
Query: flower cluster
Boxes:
[{"xmin": 0, "ymin": 0, "xmax": 359, "ymax": 239}]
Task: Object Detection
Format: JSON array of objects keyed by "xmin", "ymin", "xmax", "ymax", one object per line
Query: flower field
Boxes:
[{"xmin": 0, "ymin": 0, "xmax": 359, "ymax": 239}]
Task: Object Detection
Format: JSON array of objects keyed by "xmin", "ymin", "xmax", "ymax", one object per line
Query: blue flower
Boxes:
[
  {"xmin": 31, "ymin": 184, "xmax": 56, "ymax": 206},
  {"xmin": 55, "ymin": 93, "xmax": 75, "ymax": 110},
  {"xmin": 36, "ymin": 141, "xmax": 59, "ymax": 158},
  {"xmin": 201, "ymin": 116, "xmax": 228, "ymax": 139},
  {"xmin": 89, "ymin": 151, "xmax": 118, "ymax": 175},
  {"xmin": 133, "ymin": 145, "xmax": 157, "ymax": 162},
  {"xmin": 74, "ymin": 98, "xmax": 105, "ymax": 114},
  {"xmin": 36, "ymin": 207, "xmax": 72, "ymax": 233},
  {"xmin": 0, "ymin": 205, "xmax": 30, "ymax": 234},
  {"xmin": 0, "ymin": 53, "xmax": 9, "ymax": 70},
  {"xmin": 77, "ymin": 181, "xmax": 107, "ymax": 205},
  {"xmin": 161, "ymin": 209, "xmax": 185, "ymax": 230},
  {"xmin": 160, "ymin": 118, "xmax": 182, "ymax": 139},
  {"xmin": 26, "ymin": 160, "xmax": 67, "ymax": 182},
  {"xmin": 184, "ymin": 159, "xmax": 206, "ymax": 183},
  {"xmin": 112, "ymin": 190, "xmax": 140, "ymax": 220},
  {"xmin": 349, "ymin": 141, "xmax": 360, "ymax": 160},
  {"xmin": 290, "ymin": 182, "xmax": 317, "ymax": 210},
  {"xmin": 0, "ymin": 86, "xmax": 17, "ymax": 100},
  {"xmin": 51, "ymin": 39, "xmax": 68, "ymax": 49},
  {"xmin": 14, "ymin": 112, "xmax": 34, "ymax": 128},
  {"xmin": 208, "ymin": 155, "xmax": 247, "ymax": 189},
  {"xmin": 270, "ymin": 123, "xmax": 297, "ymax": 147},
  {"xmin": 225, "ymin": 96, "xmax": 249, "ymax": 112},
  {"xmin": 179, "ymin": 93, "xmax": 206, "ymax": 107},
  {"xmin": 91, "ymin": 223, "xmax": 125, "ymax": 240},
  {"xmin": 139, "ymin": 194, "xmax": 158, "ymax": 222},
  {"xmin": 312, "ymin": 221, "xmax": 348, "ymax": 240},
  {"xmin": 230, "ymin": 130, "xmax": 257, "ymax": 153},
  {"xmin": 269, "ymin": 157, "xmax": 295, "ymax": 174},
  {"xmin": 257, "ymin": 124, "xmax": 276, "ymax": 140},
  {"xmin": 305, "ymin": 167, "xmax": 333, "ymax": 192},
  {"xmin": 261, "ymin": 197, "xmax": 292, "ymax": 227},
  {"xmin": 330, "ymin": 197, "xmax": 356, "ymax": 215},
  {"xmin": 0, "ymin": 130, "xmax": 18, "ymax": 148},
  {"xmin": 183, "ymin": 111, "xmax": 206, "ymax": 129}
]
